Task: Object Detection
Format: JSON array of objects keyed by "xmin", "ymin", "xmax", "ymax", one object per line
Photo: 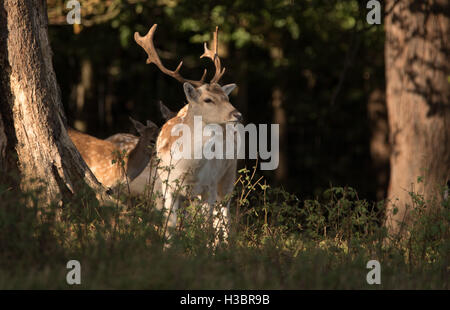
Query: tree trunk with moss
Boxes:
[
  {"xmin": 0, "ymin": 0, "xmax": 107, "ymax": 202},
  {"xmin": 384, "ymin": 0, "xmax": 450, "ymax": 234}
]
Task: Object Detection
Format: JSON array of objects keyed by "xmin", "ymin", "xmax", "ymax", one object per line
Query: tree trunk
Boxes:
[
  {"xmin": 235, "ymin": 49, "xmax": 249, "ymax": 118},
  {"xmin": 271, "ymin": 86, "xmax": 288, "ymax": 185},
  {"xmin": 384, "ymin": 0, "xmax": 450, "ymax": 234},
  {"xmin": 73, "ymin": 58, "xmax": 94, "ymax": 132},
  {"xmin": 367, "ymin": 88, "xmax": 390, "ymax": 202},
  {"xmin": 0, "ymin": 112, "xmax": 7, "ymax": 172},
  {"xmin": 270, "ymin": 46, "xmax": 288, "ymax": 185},
  {"xmin": 0, "ymin": 0, "xmax": 107, "ymax": 203}
]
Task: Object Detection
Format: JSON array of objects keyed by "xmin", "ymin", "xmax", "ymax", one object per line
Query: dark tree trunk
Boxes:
[
  {"xmin": 271, "ymin": 86, "xmax": 288, "ymax": 185},
  {"xmin": 270, "ymin": 46, "xmax": 288, "ymax": 185},
  {"xmin": 384, "ymin": 0, "xmax": 450, "ymax": 234},
  {"xmin": 0, "ymin": 0, "xmax": 107, "ymax": 202},
  {"xmin": 367, "ymin": 88, "xmax": 390, "ymax": 202},
  {"xmin": 74, "ymin": 58, "xmax": 94, "ymax": 132},
  {"xmin": 235, "ymin": 49, "xmax": 249, "ymax": 118},
  {"xmin": 0, "ymin": 113, "xmax": 7, "ymax": 171}
]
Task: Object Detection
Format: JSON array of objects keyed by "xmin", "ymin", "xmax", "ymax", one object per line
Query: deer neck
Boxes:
[{"xmin": 126, "ymin": 136, "xmax": 152, "ymax": 182}]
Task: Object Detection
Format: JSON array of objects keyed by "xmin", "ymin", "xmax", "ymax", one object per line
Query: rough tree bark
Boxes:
[
  {"xmin": 0, "ymin": 0, "xmax": 108, "ymax": 203},
  {"xmin": 384, "ymin": 0, "xmax": 450, "ymax": 234}
]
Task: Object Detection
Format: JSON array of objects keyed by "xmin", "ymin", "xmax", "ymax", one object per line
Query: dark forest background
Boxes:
[{"xmin": 47, "ymin": 0, "xmax": 388, "ymax": 201}]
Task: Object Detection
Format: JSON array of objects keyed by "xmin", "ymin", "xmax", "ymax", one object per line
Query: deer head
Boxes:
[
  {"xmin": 105, "ymin": 106, "xmax": 176, "ymax": 195},
  {"xmin": 124, "ymin": 117, "xmax": 158, "ymax": 181},
  {"xmin": 134, "ymin": 24, "xmax": 242, "ymax": 125},
  {"xmin": 106, "ymin": 101, "xmax": 175, "ymax": 151},
  {"xmin": 182, "ymin": 82, "xmax": 241, "ymax": 124}
]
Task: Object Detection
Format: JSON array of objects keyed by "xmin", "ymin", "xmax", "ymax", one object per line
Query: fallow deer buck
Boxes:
[
  {"xmin": 134, "ymin": 24, "xmax": 242, "ymax": 239},
  {"xmin": 68, "ymin": 117, "xmax": 158, "ymax": 189}
]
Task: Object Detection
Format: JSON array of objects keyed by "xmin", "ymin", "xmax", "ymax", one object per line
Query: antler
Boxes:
[
  {"xmin": 200, "ymin": 26, "xmax": 225, "ymax": 84},
  {"xmin": 134, "ymin": 24, "xmax": 206, "ymax": 87},
  {"xmin": 134, "ymin": 24, "xmax": 225, "ymax": 87}
]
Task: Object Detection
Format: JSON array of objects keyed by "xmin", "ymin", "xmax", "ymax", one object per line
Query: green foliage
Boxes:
[{"xmin": 0, "ymin": 171, "xmax": 448, "ymax": 289}]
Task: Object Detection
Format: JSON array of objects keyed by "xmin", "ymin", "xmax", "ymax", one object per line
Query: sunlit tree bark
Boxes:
[
  {"xmin": 0, "ymin": 0, "xmax": 107, "ymax": 202},
  {"xmin": 384, "ymin": 0, "xmax": 450, "ymax": 234}
]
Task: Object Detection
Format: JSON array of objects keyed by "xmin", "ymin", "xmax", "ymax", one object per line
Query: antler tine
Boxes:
[
  {"xmin": 134, "ymin": 24, "xmax": 205, "ymax": 87},
  {"xmin": 200, "ymin": 26, "xmax": 226, "ymax": 84}
]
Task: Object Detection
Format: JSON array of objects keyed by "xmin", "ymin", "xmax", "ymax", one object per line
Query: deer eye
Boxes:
[{"xmin": 204, "ymin": 98, "xmax": 213, "ymax": 104}]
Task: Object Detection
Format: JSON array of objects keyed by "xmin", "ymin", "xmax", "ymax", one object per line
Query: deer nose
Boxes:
[{"xmin": 231, "ymin": 111, "xmax": 243, "ymax": 122}]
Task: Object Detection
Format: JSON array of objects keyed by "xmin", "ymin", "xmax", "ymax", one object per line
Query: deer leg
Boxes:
[
  {"xmin": 161, "ymin": 182, "xmax": 180, "ymax": 240},
  {"xmin": 216, "ymin": 162, "xmax": 237, "ymax": 240},
  {"xmin": 201, "ymin": 188, "xmax": 217, "ymax": 223},
  {"xmin": 167, "ymin": 193, "xmax": 179, "ymax": 230}
]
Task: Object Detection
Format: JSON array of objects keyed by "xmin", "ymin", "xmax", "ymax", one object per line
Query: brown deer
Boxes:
[
  {"xmin": 135, "ymin": 24, "xmax": 241, "ymax": 239},
  {"xmin": 105, "ymin": 102, "xmax": 176, "ymax": 195},
  {"xmin": 68, "ymin": 117, "xmax": 158, "ymax": 188},
  {"xmin": 106, "ymin": 102, "xmax": 175, "ymax": 150}
]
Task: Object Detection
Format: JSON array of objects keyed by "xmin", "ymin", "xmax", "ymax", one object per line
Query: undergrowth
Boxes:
[{"xmin": 0, "ymin": 165, "xmax": 448, "ymax": 289}]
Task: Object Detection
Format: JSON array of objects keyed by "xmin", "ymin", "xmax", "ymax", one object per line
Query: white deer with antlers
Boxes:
[{"xmin": 135, "ymin": 24, "xmax": 242, "ymax": 239}]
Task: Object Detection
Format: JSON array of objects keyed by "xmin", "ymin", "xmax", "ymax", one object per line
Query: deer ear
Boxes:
[
  {"xmin": 129, "ymin": 117, "xmax": 146, "ymax": 135},
  {"xmin": 183, "ymin": 82, "xmax": 199, "ymax": 102},
  {"xmin": 222, "ymin": 83, "xmax": 237, "ymax": 96},
  {"xmin": 159, "ymin": 101, "xmax": 176, "ymax": 121},
  {"xmin": 146, "ymin": 120, "xmax": 158, "ymax": 129}
]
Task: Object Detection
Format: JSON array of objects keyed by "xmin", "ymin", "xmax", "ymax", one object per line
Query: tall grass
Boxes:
[{"xmin": 0, "ymin": 166, "xmax": 448, "ymax": 289}]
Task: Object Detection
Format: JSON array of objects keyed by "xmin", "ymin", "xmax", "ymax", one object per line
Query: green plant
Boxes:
[{"xmin": 0, "ymin": 169, "xmax": 448, "ymax": 289}]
